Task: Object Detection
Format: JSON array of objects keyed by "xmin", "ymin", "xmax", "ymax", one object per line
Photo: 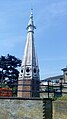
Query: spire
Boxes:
[
  {"xmin": 26, "ymin": 9, "xmax": 36, "ymax": 33},
  {"xmin": 17, "ymin": 10, "xmax": 40, "ymax": 97},
  {"xmin": 21, "ymin": 10, "xmax": 39, "ymax": 70},
  {"xmin": 19, "ymin": 10, "xmax": 40, "ymax": 79}
]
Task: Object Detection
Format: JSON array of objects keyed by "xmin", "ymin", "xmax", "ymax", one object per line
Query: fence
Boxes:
[
  {"xmin": 0, "ymin": 79, "xmax": 67, "ymax": 98},
  {"xmin": 40, "ymin": 80, "xmax": 67, "ymax": 98}
]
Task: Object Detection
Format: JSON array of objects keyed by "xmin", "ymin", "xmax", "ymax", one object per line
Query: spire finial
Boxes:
[
  {"xmin": 30, "ymin": 8, "xmax": 33, "ymax": 19},
  {"xmin": 31, "ymin": 8, "xmax": 33, "ymax": 15},
  {"xmin": 26, "ymin": 9, "xmax": 36, "ymax": 32},
  {"xmin": 31, "ymin": 8, "xmax": 33, "ymax": 13}
]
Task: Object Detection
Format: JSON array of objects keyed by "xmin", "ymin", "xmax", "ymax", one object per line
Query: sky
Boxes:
[{"xmin": 0, "ymin": 0, "xmax": 67, "ymax": 80}]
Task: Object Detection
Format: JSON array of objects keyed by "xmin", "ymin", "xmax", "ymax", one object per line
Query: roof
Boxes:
[
  {"xmin": 41, "ymin": 75, "xmax": 64, "ymax": 82},
  {"xmin": 62, "ymin": 67, "xmax": 67, "ymax": 71}
]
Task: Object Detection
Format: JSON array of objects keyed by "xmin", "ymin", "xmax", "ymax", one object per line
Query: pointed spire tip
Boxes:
[
  {"xmin": 26, "ymin": 9, "xmax": 36, "ymax": 32},
  {"xmin": 30, "ymin": 9, "xmax": 33, "ymax": 18},
  {"xmin": 31, "ymin": 8, "xmax": 33, "ymax": 11}
]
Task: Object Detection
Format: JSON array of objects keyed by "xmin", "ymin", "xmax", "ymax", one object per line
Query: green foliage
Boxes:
[
  {"xmin": 0, "ymin": 82, "xmax": 8, "ymax": 88},
  {"xmin": 0, "ymin": 54, "xmax": 21, "ymax": 96}
]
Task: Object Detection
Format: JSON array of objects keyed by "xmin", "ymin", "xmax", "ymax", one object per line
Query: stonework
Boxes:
[
  {"xmin": 17, "ymin": 10, "xmax": 40, "ymax": 97},
  {"xmin": 0, "ymin": 99, "xmax": 52, "ymax": 119},
  {"xmin": 0, "ymin": 99, "xmax": 43, "ymax": 119},
  {"xmin": 53, "ymin": 101, "xmax": 67, "ymax": 119},
  {"xmin": 0, "ymin": 98, "xmax": 67, "ymax": 119}
]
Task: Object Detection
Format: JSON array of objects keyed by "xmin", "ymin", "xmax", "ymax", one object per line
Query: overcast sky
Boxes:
[{"xmin": 0, "ymin": 0, "xmax": 67, "ymax": 79}]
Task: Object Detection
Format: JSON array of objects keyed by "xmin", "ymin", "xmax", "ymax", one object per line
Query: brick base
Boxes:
[
  {"xmin": 17, "ymin": 79, "xmax": 31, "ymax": 97},
  {"xmin": 17, "ymin": 79, "xmax": 40, "ymax": 98}
]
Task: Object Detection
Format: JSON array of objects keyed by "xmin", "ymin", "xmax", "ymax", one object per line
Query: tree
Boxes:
[{"xmin": 0, "ymin": 54, "xmax": 21, "ymax": 90}]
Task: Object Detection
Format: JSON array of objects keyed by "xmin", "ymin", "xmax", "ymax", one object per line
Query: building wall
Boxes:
[{"xmin": 64, "ymin": 71, "xmax": 67, "ymax": 82}]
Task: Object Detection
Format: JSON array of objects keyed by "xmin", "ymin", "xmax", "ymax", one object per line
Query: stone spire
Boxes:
[{"xmin": 17, "ymin": 10, "xmax": 40, "ymax": 97}]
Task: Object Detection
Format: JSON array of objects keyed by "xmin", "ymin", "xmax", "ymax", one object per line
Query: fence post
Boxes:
[
  {"xmin": 60, "ymin": 78, "xmax": 63, "ymax": 96},
  {"xmin": 48, "ymin": 81, "xmax": 50, "ymax": 98}
]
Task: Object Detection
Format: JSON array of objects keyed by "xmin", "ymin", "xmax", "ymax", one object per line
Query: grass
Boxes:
[
  {"xmin": 57, "ymin": 95, "xmax": 67, "ymax": 101},
  {"xmin": 52, "ymin": 95, "xmax": 67, "ymax": 101}
]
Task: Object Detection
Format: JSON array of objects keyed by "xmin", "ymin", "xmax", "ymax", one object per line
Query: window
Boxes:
[
  {"xmin": 26, "ymin": 67, "xmax": 30, "ymax": 72},
  {"xmin": 66, "ymin": 73, "xmax": 67, "ymax": 75},
  {"xmin": 21, "ymin": 69, "xmax": 23, "ymax": 73},
  {"xmin": 34, "ymin": 68, "xmax": 36, "ymax": 73}
]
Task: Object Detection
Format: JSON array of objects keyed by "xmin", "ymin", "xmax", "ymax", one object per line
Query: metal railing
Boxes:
[{"xmin": 0, "ymin": 78, "xmax": 67, "ymax": 98}]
